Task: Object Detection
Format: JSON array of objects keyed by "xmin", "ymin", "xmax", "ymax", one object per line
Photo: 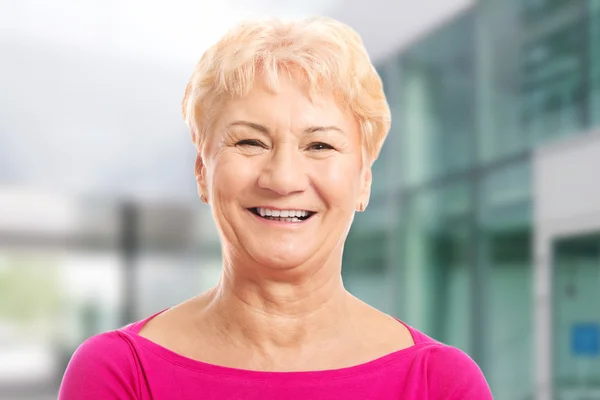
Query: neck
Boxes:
[{"xmin": 202, "ymin": 253, "xmax": 355, "ymax": 353}]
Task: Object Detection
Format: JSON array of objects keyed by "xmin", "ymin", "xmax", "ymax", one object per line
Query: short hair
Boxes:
[{"xmin": 181, "ymin": 16, "xmax": 391, "ymax": 164}]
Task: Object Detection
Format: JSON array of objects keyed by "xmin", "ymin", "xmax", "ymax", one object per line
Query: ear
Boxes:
[
  {"xmin": 195, "ymin": 153, "xmax": 209, "ymax": 204},
  {"xmin": 356, "ymin": 166, "xmax": 372, "ymax": 212}
]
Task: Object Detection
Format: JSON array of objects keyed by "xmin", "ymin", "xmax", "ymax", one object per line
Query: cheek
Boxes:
[
  {"xmin": 312, "ymin": 158, "xmax": 362, "ymax": 204},
  {"xmin": 209, "ymin": 155, "xmax": 255, "ymax": 199}
]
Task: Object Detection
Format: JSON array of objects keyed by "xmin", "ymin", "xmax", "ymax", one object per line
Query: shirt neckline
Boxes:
[{"xmin": 121, "ymin": 308, "xmax": 435, "ymax": 381}]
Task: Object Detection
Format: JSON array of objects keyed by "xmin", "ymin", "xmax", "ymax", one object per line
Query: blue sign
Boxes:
[{"xmin": 571, "ymin": 323, "xmax": 600, "ymax": 357}]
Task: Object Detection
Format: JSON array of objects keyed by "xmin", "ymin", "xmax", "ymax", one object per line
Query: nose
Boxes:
[{"xmin": 257, "ymin": 144, "xmax": 309, "ymax": 196}]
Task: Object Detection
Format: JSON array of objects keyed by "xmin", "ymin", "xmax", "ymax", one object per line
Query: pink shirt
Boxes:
[{"xmin": 59, "ymin": 310, "xmax": 493, "ymax": 399}]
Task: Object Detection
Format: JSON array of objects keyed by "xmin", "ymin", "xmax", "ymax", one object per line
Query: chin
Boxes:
[{"xmin": 248, "ymin": 246, "xmax": 316, "ymax": 272}]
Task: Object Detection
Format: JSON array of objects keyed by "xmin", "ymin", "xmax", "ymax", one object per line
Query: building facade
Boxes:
[{"xmin": 342, "ymin": 1, "xmax": 600, "ymax": 399}]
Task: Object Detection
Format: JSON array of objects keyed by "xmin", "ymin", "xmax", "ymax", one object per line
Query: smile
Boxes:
[{"xmin": 249, "ymin": 207, "xmax": 316, "ymax": 222}]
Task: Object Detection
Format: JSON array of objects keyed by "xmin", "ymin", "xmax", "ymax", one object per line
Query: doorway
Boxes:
[{"xmin": 552, "ymin": 233, "xmax": 600, "ymax": 400}]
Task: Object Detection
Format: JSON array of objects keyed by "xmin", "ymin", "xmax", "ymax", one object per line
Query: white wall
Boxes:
[{"xmin": 535, "ymin": 129, "xmax": 600, "ymax": 229}]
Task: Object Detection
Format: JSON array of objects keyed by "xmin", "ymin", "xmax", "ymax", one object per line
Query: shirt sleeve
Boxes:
[
  {"xmin": 426, "ymin": 345, "xmax": 493, "ymax": 399},
  {"xmin": 58, "ymin": 331, "xmax": 140, "ymax": 400}
]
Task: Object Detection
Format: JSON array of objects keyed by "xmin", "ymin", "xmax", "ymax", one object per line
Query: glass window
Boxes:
[
  {"xmin": 375, "ymin": 55, "xmax": 411, "ymax": 196},
  {"xmin": 343, "ymin": 194, "xmax": 401, "ymax": 315},
  {"xmin": 482, "ymin": 227, "xmax": 533, "ymax": 400},
  {"xmin": 476, "ymin": 0, "xmax": 526, "ymax": 163},
  {"xmin": 343, "ymin": 229, "xmax": 396, "ymax": 315},
  {"xmin": 552, "ymin": 233, "xmax": 600, "ymax": 397},
  {"xmin": 520, "ymin": 17, "xmax": 586, "ymax": 145},
  {"xmin": 479, "ymin": 161, "xmax": 532, "ymax": 226},
  {"xmin": 396, "ymin": 13, "xmax": 475, "ymax": 187},
  {"xmin": 398, "ymin": 181, "xmax": 472, "ymax": 353},
  {"xmin": 476, "ymin": 0, "xmax": 589, "ymax": 163},
  {"xmin": 478, "ymin": 160, "xmax": 533, "ymax": 400},
  {"xmin": 590, "ymin": 0, "xmax": 600, "ymax": 127},
  {"xmin": 522, "ymin": 0, "xmax": 574, "ymax": 23}
]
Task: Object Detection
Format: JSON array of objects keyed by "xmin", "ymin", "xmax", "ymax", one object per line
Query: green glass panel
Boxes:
[
  {"xmin": 552, "ymin": 233, "xmax": 600, "ymax": 395},
  {"xmin": 477, "ymin": 0, "xmax": 588, "ymax": 164},
  {"xmin": 398, "ymin": 13, "xmax": 475, "ymax": 187},
  {"xmin": 399, "ymin": 181, "xmax": 472, "ymax": 353},
  {"xmin": 478, "ymin": 159, "xmax": 533, "ymax": 399},
  {"xmin": 590, "ymin": 0, "xmax": 600, "ymax": 126}
]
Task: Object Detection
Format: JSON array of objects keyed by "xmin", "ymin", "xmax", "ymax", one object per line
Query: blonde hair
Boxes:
[{"xmin": 181, "ymin": 16, "xmax": 391, "ymax": 164}]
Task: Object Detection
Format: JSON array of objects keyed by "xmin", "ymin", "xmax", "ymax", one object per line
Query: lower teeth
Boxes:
[{"xmin": 263, "ymin": 216, "xmax": 301, "ymax": 222}]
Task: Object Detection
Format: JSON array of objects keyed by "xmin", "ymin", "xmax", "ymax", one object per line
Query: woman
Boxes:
[{"xmin": 60, "ymin": 17, "xmax": 492, "ymax": 399}]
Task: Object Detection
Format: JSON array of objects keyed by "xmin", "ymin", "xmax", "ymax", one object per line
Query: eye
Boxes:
[
  {"xmin": 307, "ymin": 142, "xmax": 334, "ymax": 151},
  {"xmin": 236, "ymin": 139, "xmax": 267, "ymax": 148}
]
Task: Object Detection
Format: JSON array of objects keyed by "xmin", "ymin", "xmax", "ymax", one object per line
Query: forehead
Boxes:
[{"xmin": 218, "ymin": 73, "xmax": 353, "ymax": 129}]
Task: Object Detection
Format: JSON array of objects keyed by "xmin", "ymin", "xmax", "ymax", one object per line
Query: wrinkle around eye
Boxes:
[
  {"xmin": 235, "ymin": 139, "xmax": 268, "ymax": 149},
  {"xmin": 307, "ymin": 142, "xmax": 335, "ymax": 151}
]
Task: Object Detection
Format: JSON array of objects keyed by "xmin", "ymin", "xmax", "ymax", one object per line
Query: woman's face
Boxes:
[{"xmin": 198, "ymin": 74, "xmax": 371, "ymax": 272}]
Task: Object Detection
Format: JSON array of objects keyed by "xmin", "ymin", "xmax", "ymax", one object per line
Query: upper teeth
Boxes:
[{"xmin": 257, "ymin": 208, "xmax": 309, "ymax": 218}]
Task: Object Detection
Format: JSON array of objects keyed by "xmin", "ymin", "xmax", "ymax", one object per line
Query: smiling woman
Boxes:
[{"xmin": 59, "ymin": 16, "xmax": 492, "ymax": 400}]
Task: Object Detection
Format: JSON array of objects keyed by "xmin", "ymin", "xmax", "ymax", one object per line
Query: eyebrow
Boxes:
[
  {"xmin": 227, "ymin": 120, "xmax": 344, "ymax": 135},
  {"xmin": 227, "ymin": 121, "xmax": 269, "ymax": 133}
]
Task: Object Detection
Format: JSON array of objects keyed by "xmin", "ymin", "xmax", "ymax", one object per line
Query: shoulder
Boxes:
[
  {"xmin": 400, "ymin": 325, "xmax": 492, "ymax": 399},
  {"xmin": 423, "ymin": 343, "xmax": 493, "ymax": 399},
  {"xmin": 59, "ymin": 330, "xmax": 140, "ymax": 399}
]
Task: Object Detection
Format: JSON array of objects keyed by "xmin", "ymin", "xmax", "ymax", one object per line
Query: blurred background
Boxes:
[{"xmin": 1, "ymin": 0, "xmax": 599, "ymax": 399}]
